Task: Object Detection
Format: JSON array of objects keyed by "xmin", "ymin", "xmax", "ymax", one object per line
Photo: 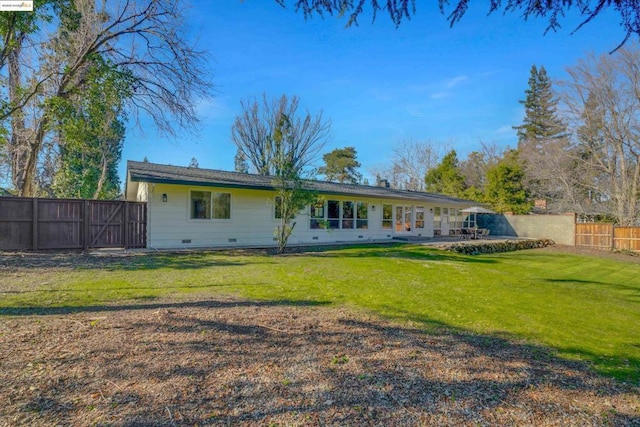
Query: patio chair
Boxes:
[
  {"xmin": 460, "ymin": 228, "xmax": 470, "ymax": 240},
  {"xmin": 478, "ymin": 228, "xmax": 490, "ymax": 239}
]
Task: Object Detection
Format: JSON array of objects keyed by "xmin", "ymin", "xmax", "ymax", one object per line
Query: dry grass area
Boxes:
[{"xmin": 1, "ymin": 297, "xmax": 639, "ymax": 426}]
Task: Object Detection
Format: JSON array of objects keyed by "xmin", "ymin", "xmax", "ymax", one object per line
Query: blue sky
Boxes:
[{"xmin": 120, "ymin": 1, "xmax": 627, "ymax": 183}]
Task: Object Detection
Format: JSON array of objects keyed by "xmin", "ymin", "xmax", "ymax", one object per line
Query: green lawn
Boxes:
[{"xmin": 2, "ymin": 244, "xmax": 639, "ymax": 384}]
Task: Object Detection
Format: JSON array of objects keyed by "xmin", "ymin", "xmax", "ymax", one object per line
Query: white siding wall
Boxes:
[
  {"xmin": 146, "ymin": 184, "xmax": 449, "ymax": 249},
  {"xmin": 136, "ymin": 182, "xmax": 148, "ymax": 202}
]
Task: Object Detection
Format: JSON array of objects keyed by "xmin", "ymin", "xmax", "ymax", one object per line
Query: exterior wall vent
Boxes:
[
  {"xmin": 182, "ymin": 239, "xmax": 191, "ymax": 244},
  {"xmin": 358, "ymin": 235, "xmax": 363, "ymax": 239},
  {"xmin": 228, "ymin": 238, "xmax": 237, "ymax": 243},
  {"xmin": 386, "ymin": 235, "xmax": 391, "ymax": 238},
  {"xmin": 312, "ymin": 236, "xmax": 319, "ymax": 240}
]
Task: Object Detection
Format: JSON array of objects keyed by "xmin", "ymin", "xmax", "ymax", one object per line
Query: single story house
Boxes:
[{"xmin": 125, "ymin": 161, "xmax": 475, "ymax": 249}]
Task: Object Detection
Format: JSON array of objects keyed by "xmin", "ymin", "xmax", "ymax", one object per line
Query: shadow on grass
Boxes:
[
  {"xmin": 1, "ymin": 244, "xmax": 497, "ymax": 275},
  {"xmin": 545, "ymin": 278, "xmax": 640, "ymax": 302},
  {"xmin": 288, "ymin": 243, "xmax": 498, "ymax": 264},
  {"xmin": 0, "ymin": 298, "xmax": 330, "ymax": 316},
  {"xmin": 6, "ymin": 299, "xmax": 636, "ymax": 426},
  {"xmin": 0, "ymin": 250, "xmax": 266, "ymax": 271}
]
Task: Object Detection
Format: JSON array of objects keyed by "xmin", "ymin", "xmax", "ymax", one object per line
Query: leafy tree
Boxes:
[
  {"xmin": 189, "ymin": 157, "xmax": 199, "ymax": 168},
  {"xmin": 269, "ymin": 114, "xmax": 316, "ymax": 254},
  {"xmin": 484, "ymin": 150, "xmax": 532, "ymax": 214},
  {"xmin": 1, "ymin": 0, "xmax": 212, "ymax": 196},
  {"xmin": 231, "ymin": 94, "xmax": 330, "ymax": 176},
  {"xmin": 458, "ymin": 142, "xmax": 501, "ymax": 202},
  {"xmin": 50, "ymin": 56, "xmax": 129, "ymax": 199},
  {"xmin": 234, "ymin": 149, "xmax": 249, "ymax": 173},
  {"xmin": 318, "ymin": 146, "xmax": 362, "ymax": 184},
  {"xmin": 424, "ymin": 150, "xmax": 465, "ymax": 196},
  {"xmin": 281, "ymin": 0, "xmax": 639, "ymax": 50}
]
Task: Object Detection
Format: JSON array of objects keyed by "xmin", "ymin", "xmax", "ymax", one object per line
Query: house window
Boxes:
[
  {"xmin": 190, "ymin": 191, "xmax": 230, "ymax": 220},
  {"xmin": 213, "ymin": 193, "xmax": 231, "ymax": 219},
  {"xmin": 356, "ymin": 202, "xmax": 368, "ymax": 229},
  {"xmin": 310, "ymin": 199, "xmax": 368, "ymax": 230},
  {"xmin": 342, "ymin": 201, "xmax": 354, "ymax": 229},
  {"xmin": 191, "ymin": 191, "xmax": 211, "ymax": 219},
  {"xmin": 327, "ymin": 200, "xmax": 340, "ymax": 229},
  {"xmin": 310, "ymin": 200, "xmax": 324, "ymax": 229},
  {"xmin": 274, "ymin": 195, "xmax": 297, "ymax": 220},
  {"xmin": 434, "ymin": 207, "xmax": 441, "ymax": 229},
  {"xmin": 275, "ymin": 196, "xmax": 283, "ymax": 219},
  {"xmin": 415, "ymin": 206, "xmax": 425, "ymax": 229},
  {"xmin": 382, "ymin": 204, "xmax": 393, "ymax": 229}
]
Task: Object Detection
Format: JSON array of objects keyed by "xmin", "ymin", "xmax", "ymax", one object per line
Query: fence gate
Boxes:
[{"xmin": 0, "ymin": 197, "xmax": 146, "ymax": 251}]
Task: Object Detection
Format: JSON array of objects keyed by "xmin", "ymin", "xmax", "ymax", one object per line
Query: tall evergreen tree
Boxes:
[
  {"xmin": 484, "ymin": 150, "xmax": 532, "ymax": 214},
  {"xmin": 514, "ymin": 65, "xmax": 566, "ymax": 151},
  {"xmin": 424, "ymin": 150, "xmax": 465, "ymax": 197},
  {"xmin": 514, "ymin": 65, "xmax": 576, "ymax": 211},
  {"xmin": 318, "ymin": 146, "xmax": 362, "ymax": 184},
  {"xmin": 234, "ymin": 149, "xmax": 249, "ymax": 173}
]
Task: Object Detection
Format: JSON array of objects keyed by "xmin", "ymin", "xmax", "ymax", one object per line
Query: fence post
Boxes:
[
  {"xmin": 32, "ymin": 198, "xmax": 38, "ymax": 251},
  {"xmin": 83, "ymin": 200, "xmax": 90, "ymax": 251},
  {"xmin": 612, "ymin": 226, "xmax": 616, "ymax": 250},
  {"xmin": 124, "ymin": 201, "xmax": 130, "ymax": 249}
]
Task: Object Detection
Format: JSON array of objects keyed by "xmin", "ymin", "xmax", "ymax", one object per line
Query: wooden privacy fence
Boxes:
[
  {"xmin": 0, "ymin": 197, "xmax": 146, "ymax": 251},
  {"xmin": 575, "ymin": 223, "xmax": 640, "ymax": 251}
]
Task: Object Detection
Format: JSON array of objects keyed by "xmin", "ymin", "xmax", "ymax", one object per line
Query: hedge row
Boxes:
[{"xmin": 447, "ymin": 239, "xmax": 555, "ymax": 255}]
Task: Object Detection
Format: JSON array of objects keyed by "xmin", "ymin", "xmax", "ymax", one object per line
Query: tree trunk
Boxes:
[
  {"xmin": 8, "ymin": 31, "xmax": 27, "ymax": 194},
  {"xmin": 93, "ymin": 154, "xmax": 109, "ymax": 199}
]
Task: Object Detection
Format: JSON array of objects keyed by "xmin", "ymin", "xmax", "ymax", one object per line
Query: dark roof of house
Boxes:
[{"xmin": 126, "ymin": 160, "xmax": 473, "ymax": 206}]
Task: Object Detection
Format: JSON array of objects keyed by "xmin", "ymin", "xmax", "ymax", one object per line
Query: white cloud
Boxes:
[
  {"xmin": 428, "ymin": 75, "xmax": 469, "ymax": 100},
  {"xmin": 195, "ymin": 97, "xmax": 231, "ymax": 122},
  {"xmin": 406, "ymin": 105, "xmax": 425, "ymax": 117},
  {"xmin": 445, "ymin": 75, "xmax": 469, "ymax": 89},
  {"xmin": 495, "ymin": 125, "xmax": 515, "ymax": 135},
  {"xmin": 430, "ymin": 91, "xmax": 449, "ymax": 100}
]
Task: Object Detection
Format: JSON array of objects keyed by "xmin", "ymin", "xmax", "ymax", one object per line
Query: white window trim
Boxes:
[
  {"xmin": 311, "ymin": 199, "xmax": 369, "ymax": 231},
  {"xmin": 188, "ymin": 189, "xmax": 232, "ymax": 222}
]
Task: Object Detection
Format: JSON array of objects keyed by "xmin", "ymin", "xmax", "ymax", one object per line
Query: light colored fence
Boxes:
[
  {"xmin": 613, "ymin": 226, "xmax": 640, "ymax": 251},
  {"xmin": 575, "ymin": 223, "xmax": 640, "ymax": 251},
  {"xmin": 575, "ymin": 223, "xmax": 613, "ymax": 249}
]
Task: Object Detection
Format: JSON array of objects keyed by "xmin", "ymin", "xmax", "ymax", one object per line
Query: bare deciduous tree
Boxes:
[
  {"xmin": 561, "ymin": 47, "xmax": 640, "ymax": 225},
  {"xmin": 2, "ymin": 0, "xmax": 212, "ymax": 196},
  {"xmin": 231, "ymin": 94, "xmax": 330, "ymax": 176},
  {"xmin": 458, "ymin": 141, "xmax": 500, "ymax": 191},
  {"xmin": 369, "ymin": 139, "xmax": 442, "ymax": 190}
]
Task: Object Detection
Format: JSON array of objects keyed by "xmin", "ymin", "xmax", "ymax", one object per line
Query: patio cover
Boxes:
[{"xmin": 460, "ymin": 206, "xmax": 496, "ymax": 214}]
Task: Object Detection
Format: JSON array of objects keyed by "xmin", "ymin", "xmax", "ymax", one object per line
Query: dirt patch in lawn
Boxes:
[
  {"xmin": 1, "ymin": 297, "xmax": 639, "ymax": 426},
  {"xmin": 537, "ymin": 244, "xmax": 640, "ymax": 264}
]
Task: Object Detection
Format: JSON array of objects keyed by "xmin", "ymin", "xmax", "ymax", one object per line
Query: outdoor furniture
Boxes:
[
  {"xmin": 477, "ymin": 228, "xmax": 490, "ymax": 239},
  {"xmin": 469, "ymin": 227, "xmax": 479, "ymax": 239},
  {"xmin": 460, "ymin": 228, "xmax": 470, "ymax": 240}
]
